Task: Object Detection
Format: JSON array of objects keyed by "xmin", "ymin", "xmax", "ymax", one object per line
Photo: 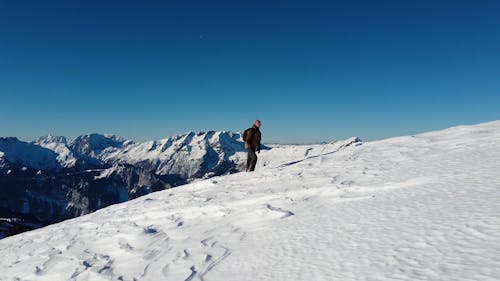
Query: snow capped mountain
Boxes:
[
  {"xmin": 36, "ymin": 135, "xmax": 77, "ymax": 168},
  {"xmin": 1, "ymin": 121, "xmax": 499, "ymax": 281},
  {"xmin": 0, "ymin": 137, "xmax": 61, "ymax": 170},
  {"xmin": 1, "ymin": 134, "xmax": 135, "ymax": 170},
  {"xmin": 69, "ymin": 133, "xmax": 134, "ymax": 159},
  {"xmin": 102, "ymin": 131, "xmax": 245, "ymax": 178},
  {"xmin": 3, "ymin": 131, "xmax": 245, "ymax": 176}
]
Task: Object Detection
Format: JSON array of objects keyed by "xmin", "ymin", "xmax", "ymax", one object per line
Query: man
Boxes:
[{"xmin": 242, "ymin": 120, "xmax": 262, "ymax": 172}]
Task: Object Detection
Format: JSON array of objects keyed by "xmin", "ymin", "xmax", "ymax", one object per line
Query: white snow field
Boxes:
[{"xmin": 1, "ymin": 121, "xmax": 500, "ymax": 281}]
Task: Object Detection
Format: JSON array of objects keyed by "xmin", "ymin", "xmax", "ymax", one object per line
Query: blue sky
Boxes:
[{"xmin": 1, "ymin": 0, "xmax": 499, "ymax": 143}]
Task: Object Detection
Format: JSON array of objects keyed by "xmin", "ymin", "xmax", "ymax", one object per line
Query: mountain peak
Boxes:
[
  {"xmin": 69, "ymin": 133, "xmax": 133, "ymax": 157},
  {"xmin": 37, "ymin": 135, "xmax": 68, "ymax": 145}
]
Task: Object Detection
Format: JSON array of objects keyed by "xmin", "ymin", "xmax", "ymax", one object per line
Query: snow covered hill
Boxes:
[{"xmin": 1, "ymin": 121, "xmax": 499, "ymax": 281}]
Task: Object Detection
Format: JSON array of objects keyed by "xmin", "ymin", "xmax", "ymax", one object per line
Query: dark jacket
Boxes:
[{"xmin": 243, "ymin": 126, "xmax": 261, "ymax": 152}]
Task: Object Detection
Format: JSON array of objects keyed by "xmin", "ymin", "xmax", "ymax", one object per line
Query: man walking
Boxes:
[{"xmin": 242, "ymin": 120, "xmax": 262, "ymax": 172}]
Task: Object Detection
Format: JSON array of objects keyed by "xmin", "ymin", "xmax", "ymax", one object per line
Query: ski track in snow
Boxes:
[{"xmin": 1, "ymin": 121, "xmax": 500, "ymax": 280}]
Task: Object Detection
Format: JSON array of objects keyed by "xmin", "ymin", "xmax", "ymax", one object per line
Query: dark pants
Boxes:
[{"xmin": 246, "ymin": 148, "xmax": 258, "ymax": 171}]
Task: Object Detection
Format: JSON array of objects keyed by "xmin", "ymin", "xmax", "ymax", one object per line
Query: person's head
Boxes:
[{"xmin": 253, "ymin": 119, "xmax": 261, "ymax": 128}]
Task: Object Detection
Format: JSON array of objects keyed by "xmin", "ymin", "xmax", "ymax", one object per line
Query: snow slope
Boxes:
[{"xmin": 1, "ymin": 121, "xmax": 499, "ymax": 281}]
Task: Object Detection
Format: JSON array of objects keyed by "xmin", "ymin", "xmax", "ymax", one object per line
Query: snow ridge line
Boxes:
[{"xmin": 277, "ymin": 138, "xmax": 361, "ymax": 168}]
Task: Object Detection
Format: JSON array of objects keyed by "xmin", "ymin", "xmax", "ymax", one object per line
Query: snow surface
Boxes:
[{"xmin": 1, "ymin": 121, "xmax": 500, "ymax": 281}]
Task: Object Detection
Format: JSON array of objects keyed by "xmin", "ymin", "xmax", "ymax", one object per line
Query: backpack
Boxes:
[{"xmin": 242, "ymin": 128, "xmax": 251, "ymax": 142}]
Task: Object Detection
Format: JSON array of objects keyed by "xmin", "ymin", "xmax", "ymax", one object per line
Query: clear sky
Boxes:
[{"xmin": 1, "ymin": 0, "xmax": 499, "ymax": 143}]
